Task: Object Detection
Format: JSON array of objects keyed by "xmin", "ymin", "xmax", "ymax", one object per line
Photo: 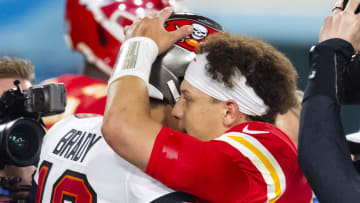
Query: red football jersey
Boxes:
[
  {"xmin": 43, "ymin": 74, "xmax": 107, "ymax": 129},
  {"xmin": 146, "ymin": 121, "xmax": 312, "ymax": 203}
]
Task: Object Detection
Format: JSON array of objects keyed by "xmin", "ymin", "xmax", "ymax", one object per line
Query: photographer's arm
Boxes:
[
  {"xmin": 298, "ymin": 0, "xmax": 360, "ymax": 201},
  {"xmin": 298, "ymin": 39, "xmax": 360, "ymax": 202}
]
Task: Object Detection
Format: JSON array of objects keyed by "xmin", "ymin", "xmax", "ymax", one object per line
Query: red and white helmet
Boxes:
[
  {"xmin": 65, "ymin": 0, "xmax": 186, "ymax": 75},
  {"xmin": 65, "ymin": 0, "xmax": 224, "ymax": 104},
  {"xmin": 149, "ymin": 13, "xmax": 224, "ymax": 105}
]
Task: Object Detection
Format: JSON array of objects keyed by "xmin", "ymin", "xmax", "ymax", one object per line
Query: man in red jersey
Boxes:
[{"xmin": 102, "ymin": 7, "xmax": 313, "ymax": 202}]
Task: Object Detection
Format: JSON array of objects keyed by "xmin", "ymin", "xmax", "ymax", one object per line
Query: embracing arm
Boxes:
[
  {"xmin": 101, "ymin": 8, "xmax": 192, "ymax": 170},
  {"xmin": 102, "ymin": 76, "xmax": 160, "ymax": 170}
]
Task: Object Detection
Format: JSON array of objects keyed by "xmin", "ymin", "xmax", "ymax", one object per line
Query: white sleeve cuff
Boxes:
[{"xmin": 108, "ymin": 37, "xmax": 159, "ymax": 85}]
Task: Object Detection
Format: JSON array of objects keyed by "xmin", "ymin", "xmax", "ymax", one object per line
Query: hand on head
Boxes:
[
  {"xmin": 124, "ymin": 7, "xmax": 193, "ymax": 54},
  {"xmin": 319, "ymin": 0, "xmax": 360, "ymax": 51}
]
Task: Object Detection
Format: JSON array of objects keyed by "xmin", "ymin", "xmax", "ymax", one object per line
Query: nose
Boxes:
[{"xmin": 171, "ymin": 99, "xmax": 184, "ymax": 120}]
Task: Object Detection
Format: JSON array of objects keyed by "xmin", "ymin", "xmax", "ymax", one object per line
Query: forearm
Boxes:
[
  {"xmin": 102, "ymin": 8, "xmax": 192, "ymax": 171},
  {"xmin": 299, "ymin": 95, "xmax": 360, "ymax": 201},
  {"xmin": 102, "ymin": 76, "xmax": 161, "ymax": 170},
  {"xmin": 104, "ymin": 76, "xmax": 151, "ymax": 128},
  {"xmin": 298, "ymin": 39, "xmax": 360, "ymax": 201},
  {"xmin": 102, "ymin": 37, "xmax": 162, "ymax": 170}
]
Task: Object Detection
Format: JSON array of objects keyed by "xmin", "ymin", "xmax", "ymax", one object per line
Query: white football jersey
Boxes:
[{"xmin": 34, "ymin": 115, "xmax": 173, "ymax": 203}]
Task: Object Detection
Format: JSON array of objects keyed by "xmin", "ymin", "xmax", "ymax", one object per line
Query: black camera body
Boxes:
[{"xmin": 0, "ymin": 81, "xmax": 66, "ymax": 166}]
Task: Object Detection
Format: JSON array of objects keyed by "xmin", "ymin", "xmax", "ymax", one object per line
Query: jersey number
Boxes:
[{"xmin": 36, "ymin": 161, "xmax": 97, "ymax": 203}]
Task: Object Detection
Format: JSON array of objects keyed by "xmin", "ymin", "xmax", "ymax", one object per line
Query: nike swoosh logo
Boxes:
[{"xmin": 242, "ymin": 125, "xmax": 269, "ymax": 134}]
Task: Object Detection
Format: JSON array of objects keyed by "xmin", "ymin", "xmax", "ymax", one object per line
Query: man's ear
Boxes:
[{"xmin": 223, "ymin": 99, "xmax": 247, "ymax": 127}]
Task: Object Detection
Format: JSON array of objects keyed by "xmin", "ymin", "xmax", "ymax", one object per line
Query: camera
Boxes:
[{"xmin": 0, "ymin": 80, "xmax": 66, "ymax": 166}]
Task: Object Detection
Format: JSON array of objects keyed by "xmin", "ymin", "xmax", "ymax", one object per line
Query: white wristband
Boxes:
[{"xmin": 108, "ymin": 37, "xmax": 159, "ymax": 85}]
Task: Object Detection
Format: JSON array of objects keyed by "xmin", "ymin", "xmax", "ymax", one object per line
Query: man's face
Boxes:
[
  {"xmin": 0, "ymin": 78, "xmax": 33, "ymax": 198},
  {"xmin": 0, "ymin": 78, "xmax": 31, "ymax": 95},
  {"xmin": 171, "ymin": 80, "xmax": 226, "ymax": 141}
]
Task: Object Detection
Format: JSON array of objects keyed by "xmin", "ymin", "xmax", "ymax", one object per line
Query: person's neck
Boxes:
[{"xmin": 229, "ymin": 114, "xmax": 250, "ymax": 129}]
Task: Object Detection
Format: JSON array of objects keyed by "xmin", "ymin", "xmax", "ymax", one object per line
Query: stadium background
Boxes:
[{"xmin": 1, "ymin": 0, "xmax": 359, "ymax": 133}]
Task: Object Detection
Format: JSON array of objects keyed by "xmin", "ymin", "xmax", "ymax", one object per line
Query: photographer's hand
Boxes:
[
  {"xmin": 319, "ymin": 0, "xmax": 360, "ymax": 51},
  {"xmin": 3, "ymin": 165, "xmax": 35, "ymax": 199}
]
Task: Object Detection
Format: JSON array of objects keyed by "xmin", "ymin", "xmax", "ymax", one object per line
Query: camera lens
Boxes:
[
  {"xmin": 0, "ymin": 118, "xmax": 45, "ymax": 166},
  {"xmin": 7, "ymin": 125, "xmax": 33, "ymax": 159}
]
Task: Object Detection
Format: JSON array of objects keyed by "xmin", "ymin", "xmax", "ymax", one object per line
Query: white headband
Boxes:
[{"xmin": 184, "ymin": 53, "xmax": 269, "ymax": 116}]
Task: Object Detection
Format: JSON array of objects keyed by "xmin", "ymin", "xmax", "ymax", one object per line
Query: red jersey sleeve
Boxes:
[
  {"xmin": 146, "ymin": 127, "xmax": 261, "ymax": 202},
  {"xmin": 146, "ymin": 122, "xmax": 313, "ymax": 203}
]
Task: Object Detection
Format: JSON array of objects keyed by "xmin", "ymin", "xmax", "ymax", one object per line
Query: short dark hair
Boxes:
[
  {"xmin": 197, "ymin": 33, "xmax": 298, "ymax": 124},
  {"xmin": 0, "ymin": 57, "xmax": 35, "ymax": 83}
]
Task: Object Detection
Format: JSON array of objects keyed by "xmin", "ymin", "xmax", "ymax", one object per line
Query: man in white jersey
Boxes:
[
  {"xmin": 33, "ymin": 13, "xmax": 224, "ymax": 203},
  {"xmin": 35, "ymin": 114, "xmax": 177, "ymax": 203}
]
